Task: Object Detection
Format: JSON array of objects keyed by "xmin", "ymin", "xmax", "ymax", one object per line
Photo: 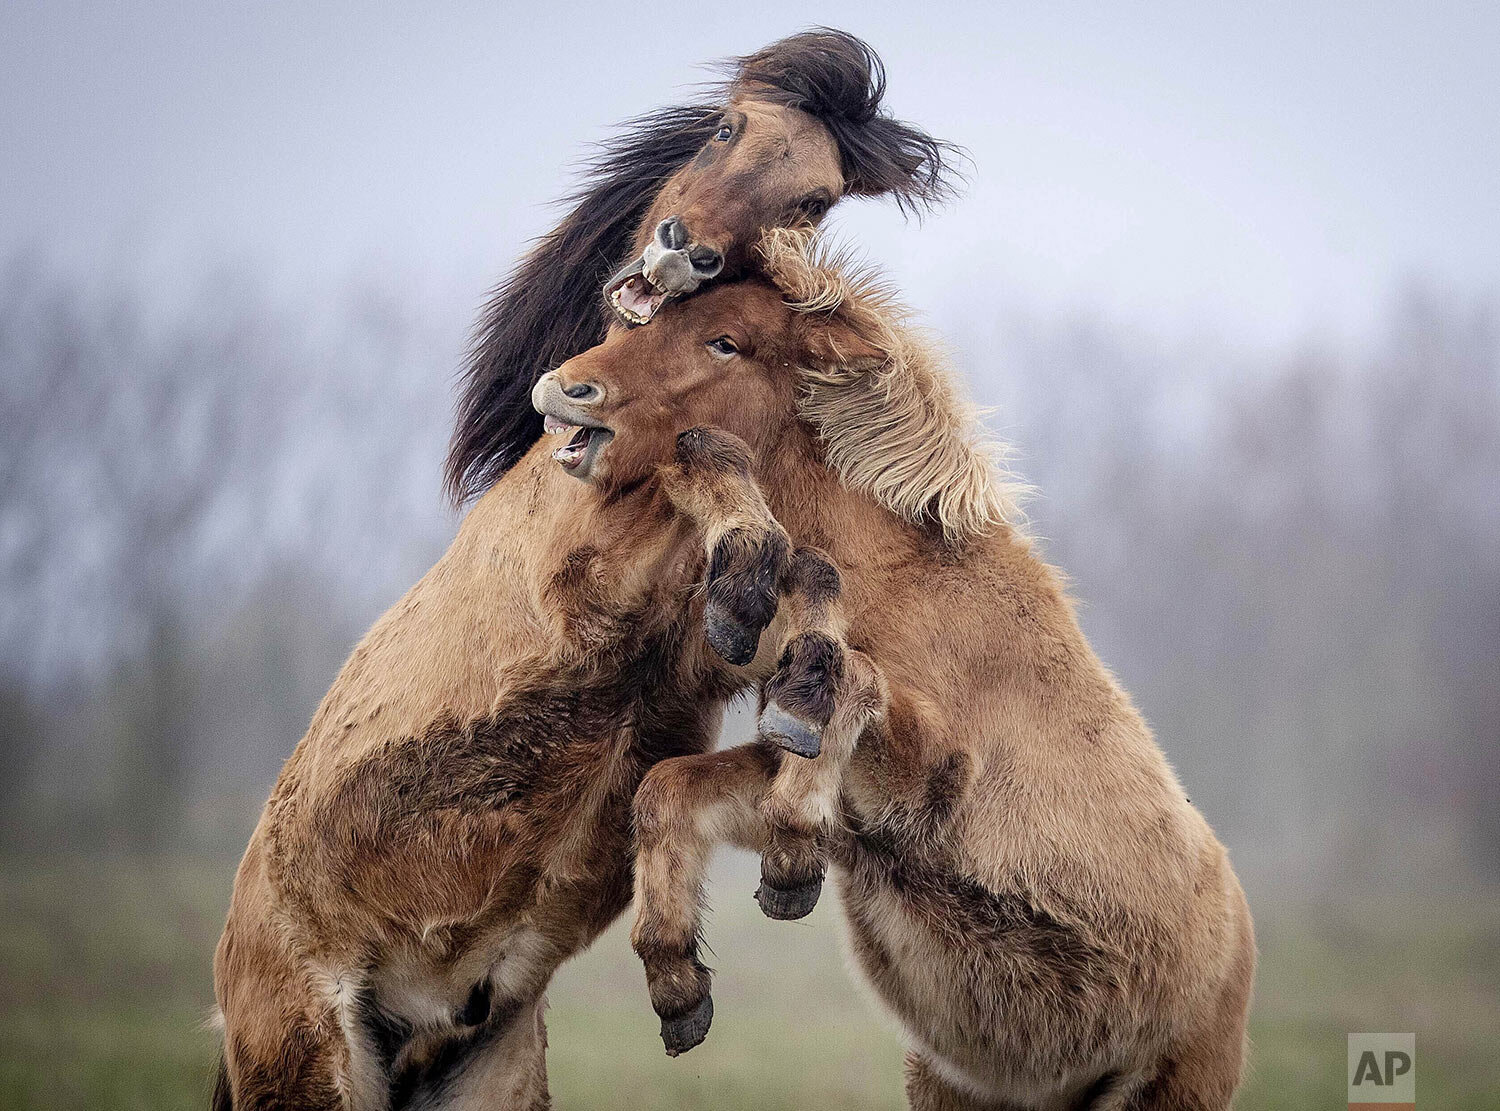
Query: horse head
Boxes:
[
  {"xmin": 448, "ymin": 28, "xmax": 959, "ymax": 502},
  {"xmin": 532, "ymin": 227, "xmax": 1016, "ymax": 544},
  {"xmin": 605, "ymin": 29, "xmax": 956, "ymax": 325}
]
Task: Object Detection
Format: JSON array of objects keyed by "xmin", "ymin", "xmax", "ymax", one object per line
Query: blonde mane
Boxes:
[{"xmin": 757, "ymin": 226, "xmax": 1028, "ymax": 542}]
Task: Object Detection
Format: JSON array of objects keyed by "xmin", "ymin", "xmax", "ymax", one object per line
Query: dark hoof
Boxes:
[
  {"xmin": 706, "ymin": 602, "xmax": 759, "ymax": 666},
  {"xmin": 758, "ymin": 701, "xmax": 822, "ymax": 758},
  {"xmin": 660, "ymin": 995, "xmax": 713, "ymax": 1057},
  {"xmin": 755, "ymin": 874, "xmax": 823, "ymax": 920}
]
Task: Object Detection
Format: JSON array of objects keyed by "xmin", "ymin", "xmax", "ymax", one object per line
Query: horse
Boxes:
[
  {"xmin": 211, "ymin": 419, "xmax": 883, "ymax": 1108},
  {"xmin": 541, "ymin": 227, "xmax": 1257, "ymax": 1110},
  {"xmin": 445, "ymin": 26, "xmax": 958, "ymax": 502},
  {"xmin": 212, "ymin": 28, "xmax": 952, "ymax": 1109}
]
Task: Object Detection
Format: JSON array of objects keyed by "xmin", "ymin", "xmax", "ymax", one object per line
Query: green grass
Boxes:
[
  {"xmin": 1, "ymin": 856, "xmax": 1496, "ymax": 1108},
  {"xmin": 0, "ymin": 859, "xmax": 224, "ymax": 1111}
]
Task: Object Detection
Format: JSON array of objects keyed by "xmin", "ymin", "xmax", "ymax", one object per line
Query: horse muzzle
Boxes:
[
  {"xmin": 531, "ymin": 371, "xmax": 615, "ymax": 481},
  {"xmin": 604, "ymin": 217, "xmax": 725, "ymax": 325}
]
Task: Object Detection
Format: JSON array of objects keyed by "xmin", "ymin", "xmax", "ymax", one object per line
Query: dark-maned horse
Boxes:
[
  {"xmin": 212, "ymin": 29, "xmax": 955, "ymax": 1109},
  {"xmin": 211, "ymin": 412, "xmax": 877, "ymax": 1108},
  {"xmin": 212, "ymin": 30, "xmax": 951, "ymax": 1104},
  {"xmin": 446, "ymin": 27, "xmax": 958, "ymax": 502}
]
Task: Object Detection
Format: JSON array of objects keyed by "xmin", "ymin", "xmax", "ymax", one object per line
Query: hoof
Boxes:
[
  {"xmin": 758, "ymin": 701, "xmax": 822, "ymax": 758},
  {"xmin": 706, "ymin": 602, "xmax": 759, "ymax": 666},
  {"xmin": 660, "ymin": 995, "xmax": 713, "ymax": 1057},
  {"xmin": 755, "ymin": 875, "xmax": 823, "ymax": 920}
]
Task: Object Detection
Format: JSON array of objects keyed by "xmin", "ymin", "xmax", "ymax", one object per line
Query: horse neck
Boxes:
[
  {"xmin": 755, "ymin": 433, "xmax": 930, "ymax": 571},
  {"xmin": 461, "ymin": 441, "xmax": 639, "ymax": 557}
]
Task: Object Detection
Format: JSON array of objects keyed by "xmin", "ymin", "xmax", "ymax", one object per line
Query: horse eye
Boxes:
[
  {"xmin": 706, "ymin": 336, "xmax": 738, "ymax": 356},
  {"xmin": 801, "ymin": 195, "xmax": 830, "ymax": 219},
  {"xmin": 713, "ymin": 125, "xmax": 733, "ymax": 142}
]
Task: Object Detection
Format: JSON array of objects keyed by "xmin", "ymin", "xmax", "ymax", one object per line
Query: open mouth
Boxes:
[
  {"xmin": 604, "ymin": 258, "xmax": 671, "ymax": 326},
  {"xmin": 543, "ymin": 413, "xmax": 615, "ymax": 478}
]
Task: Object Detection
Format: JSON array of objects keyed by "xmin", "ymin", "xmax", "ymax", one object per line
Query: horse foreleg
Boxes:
[
  {"xmin": 629, "ymin": 601, "xmax": 885, "ymax": 1057},
  {"xmin": 756, "ymin": 547, "xmax": 886, "ymax": 919},
  {"xmin": 658, "ymin": 427, "xmax": 791, "ymax": 665},
  {"xmin": 629, "ymin": 743, "xmax": 779, "ymax": 1056}
]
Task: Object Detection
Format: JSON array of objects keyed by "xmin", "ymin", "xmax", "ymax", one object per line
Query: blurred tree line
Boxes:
[
  {"xmin": 0, "ymin": 254, "xmax": 456, "ymax": 853},
  {"xmin": 980, "ymin": 290, "xmax": 1499, "ymax": 889},
  {"xmin": 1, "ymin": 252, "xmax": 1495, "ymax": 891}
]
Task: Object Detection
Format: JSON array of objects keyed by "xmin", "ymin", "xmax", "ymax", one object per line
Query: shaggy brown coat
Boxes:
[
  {"xmin": 216, "ymin": 29, "xmax": 954, "ymax": 1109},
  {"xmin": 213, "ymin": 426, "xmax": 862, "ymax": 1108},
  {"xmin": 543, "ymin": 229, "xmax": 1256, "ymax": 1110}
]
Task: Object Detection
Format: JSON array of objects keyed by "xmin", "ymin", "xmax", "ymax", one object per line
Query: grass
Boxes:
[{"xmin": 1, "ymin": 855, "xmax": 1496, "ymax": 1108}]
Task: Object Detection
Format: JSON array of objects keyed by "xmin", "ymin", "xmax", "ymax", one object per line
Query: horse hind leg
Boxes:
[
  {"xmin": 903, "ymin": 1052, "xmax": 1014, "ymax": 1110},
  {"xmin": 399, "ymin": 995, "xmax": 551, "ymax": 1111},
  {"xmin": 1116, "ymin": 959, "xmax": 1252, "ymax": 1109}
]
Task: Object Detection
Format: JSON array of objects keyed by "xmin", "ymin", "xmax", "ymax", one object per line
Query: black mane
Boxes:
[
  {"xmin": 446, "ymin": 104, "xmax": 720, "ymax": 502},
  {"xmin": 445, "ymin": 29, "xmax": 960, "ymax": 503},
  {"xmin": 729, "ymin": 28, "xmax": 960, "ymax": 214}
]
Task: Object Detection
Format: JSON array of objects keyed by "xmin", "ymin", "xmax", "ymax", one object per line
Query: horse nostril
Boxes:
[
  {"xmin": 657, "ymin": 217, "xmax": 689, "ymax": 251},
  {"xmin": 688, "ymin": 245, "xmax": 723, "ymax": 276},
  {"xmin": 563, "ymin": 381, "xmax": 600, "ymax": 402}
]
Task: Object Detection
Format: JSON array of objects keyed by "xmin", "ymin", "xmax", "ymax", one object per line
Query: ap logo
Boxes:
[{"xmin": 1348, "ymin": 1033, "xmax": 1415, "ymax": 1110}]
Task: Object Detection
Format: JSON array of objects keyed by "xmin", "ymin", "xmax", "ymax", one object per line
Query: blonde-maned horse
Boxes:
[{"xmin": 543, "ymin": 228, "xmax": 1256, "ymax": 1110}]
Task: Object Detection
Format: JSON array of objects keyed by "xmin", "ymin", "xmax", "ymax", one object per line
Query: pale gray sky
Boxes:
[{"xmin": 3, "ymin": 0, "xmax": 1496, "ymax": 347}]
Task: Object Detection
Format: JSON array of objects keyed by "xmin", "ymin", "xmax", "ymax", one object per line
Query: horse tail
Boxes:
[{"xmin": 210, "ymin": 1053, "xmax": 233, "ymax": 1111}]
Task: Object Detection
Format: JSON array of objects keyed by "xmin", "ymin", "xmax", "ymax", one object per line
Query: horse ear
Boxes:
[
  {"xmin": 800, "ymin": 311, "xmax": 887, "ymax": 373},
  {"xmin": 446, "ymin": 105, "xmax": 720, "ymax": 503},
  {"xmin": 838, "ymin": 114, "xmax": 961, "ymax": 211},
  {"xmin": 724, "ymin": 29, "xmax": 959, "ymax": 214}
]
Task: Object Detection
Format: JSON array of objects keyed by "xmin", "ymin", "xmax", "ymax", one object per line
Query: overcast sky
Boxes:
[{"xmin": 3, "ymin": 1, "xmax": 1495, "ymax": 348}]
